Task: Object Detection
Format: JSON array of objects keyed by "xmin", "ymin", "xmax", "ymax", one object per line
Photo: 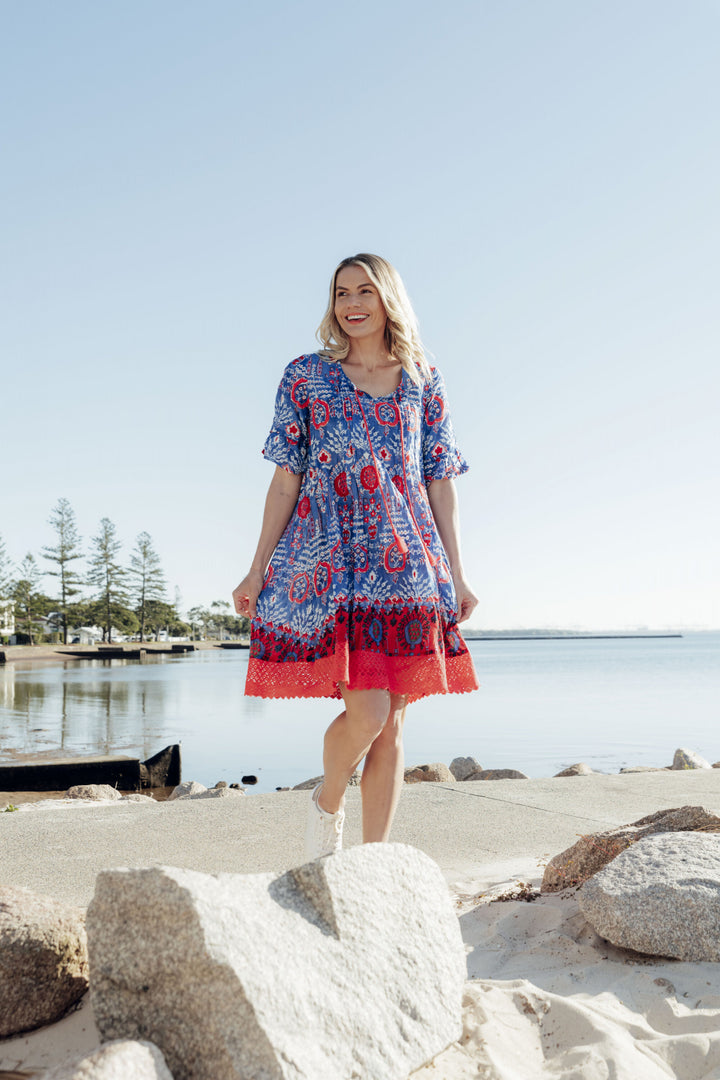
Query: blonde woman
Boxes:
[{"xmin": 233, "ymin": 254, "xmax": 478, "ymax": 859}]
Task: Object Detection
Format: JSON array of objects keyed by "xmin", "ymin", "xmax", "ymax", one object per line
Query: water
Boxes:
[{"xmin": 0, "ymin": 634, "xmax": 718, "ymax": 793}]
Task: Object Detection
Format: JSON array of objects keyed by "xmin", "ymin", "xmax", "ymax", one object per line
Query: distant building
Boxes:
[{"xmin": 0, "ymin": 601, "xmax": 15, "ymax": 638}]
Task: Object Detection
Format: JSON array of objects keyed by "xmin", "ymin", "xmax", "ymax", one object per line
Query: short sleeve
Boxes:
[
  {"xmin": 261, "ymin": 359, "xmax": 310, "ymax": 474},
  {"xmin": 421, "ymin": 367, "xmax": 469, "ymax": 482}
]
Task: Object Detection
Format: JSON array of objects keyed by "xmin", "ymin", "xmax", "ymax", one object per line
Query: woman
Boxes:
[{"xmin": 232, "ymin": 253, "xmax": 478, "ymax": 860}]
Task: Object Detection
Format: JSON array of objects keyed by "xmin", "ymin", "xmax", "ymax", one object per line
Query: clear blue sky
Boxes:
[{"xmin": 2, "ymin": 0, "xmax": 718, "ymax": 629}]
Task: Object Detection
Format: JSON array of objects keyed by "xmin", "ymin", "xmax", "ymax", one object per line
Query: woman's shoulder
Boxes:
[{"xmin": 420, "ymin": 363, "xmax": 446, "ymax": 397}]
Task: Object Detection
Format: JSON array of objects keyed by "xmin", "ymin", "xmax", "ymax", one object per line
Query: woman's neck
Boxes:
[{"xmin": 344, "ymin": 337, "xmax": 397, "ymax": 372}]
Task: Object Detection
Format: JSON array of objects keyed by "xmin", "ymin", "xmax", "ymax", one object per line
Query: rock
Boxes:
[
  {"xmin": 121, "ymin": 793, "xmax": 155, "ymax": 803},
  {"xmin": 449, "ymin": 756, "xmax": 482, "ymax": 781},
  {"xmin": 213, "ymin": 780, "xmax": 228, "ymax": 788},
  {"xmin": 714, "ymin": 762, "xmax": 720, "ymax": 769},
  {"xmin": 293, "ymin": 771, "xmax": 361, "ymax": 790},
  {"xmin": 579, "ymin": 832, "xmax": 720, "ymax": 960},
  {"xmin": 0, "ymin": 886, "xmax": 88, "ymax": 1038},
  {"xmin": 465, "ymin": 769, "xmax": 529, "ymax": 781},
  {"xmin": 404, "ymin": 763, "xmax": 455, "ymax": 783},
  {"xmin": 65, "ymin": 784, "xmax": 122, "ymax": 801},
  {"xmin": 41, "ymin": 1039, "xmax": 173, "ymax": 1079},
  {"xmin": 671, "ymin": 747, "xmax": 712, "ymax": 770},
  {"xmin": 554, "ymin": 762, "xmax": 593, "ymax": 777},
  {"xmin": 181, "ymin": 786, "xmax": 246, "ymax": 800},
  {"xmin": 167, "ymin": 781, "xmax": 206, "ymax": 800},
  {"xmin": 275, "ymin": 786, "xmax": 290, "ymax": 791},
  {"xmin": 87, "ymin": 844, "xmax": 465, "ymax": 1080},
  {"xmin": 542, "ymin": 804, "xmax": 720, "ymax": 892},
  {"xmin": 619, "ymin": 766, "xmax": 667, "ymax": 773},
  {"xmin": 241, "ymin": 775, "xmax": 258, "ymax": 785}
]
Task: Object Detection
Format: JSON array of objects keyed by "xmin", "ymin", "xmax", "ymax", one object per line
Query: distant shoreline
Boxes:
[{"xmin": 464, "ymin": 633, "xmax": 684, "ymax": 641}]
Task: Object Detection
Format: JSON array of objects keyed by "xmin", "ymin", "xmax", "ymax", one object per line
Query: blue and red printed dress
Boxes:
[{"xmin": 245, "ymin": 353, "xmax": 479, "ymax": 702}]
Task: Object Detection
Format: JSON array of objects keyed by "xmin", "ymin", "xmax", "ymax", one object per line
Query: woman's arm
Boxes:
[
  {"xmin": 426, "ymin": 478, "xmax": 478, "ymax": 623},
  {"xmin": 232, "ymin": 465, "xmax": 302, "ymax": 617}
]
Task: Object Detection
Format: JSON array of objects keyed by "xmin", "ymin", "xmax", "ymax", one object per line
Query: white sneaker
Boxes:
[{"xmin": 304, "ymin": 783, "xmax": 345, "ymax": 861}]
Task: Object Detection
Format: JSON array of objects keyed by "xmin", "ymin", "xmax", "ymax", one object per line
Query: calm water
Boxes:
[{"xmin": 0, "ymin": 634, "xmax": 718, "ymax": 793}]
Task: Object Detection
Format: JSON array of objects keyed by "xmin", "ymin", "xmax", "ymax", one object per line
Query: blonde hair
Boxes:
[{"xmin": 316, "ymin": 253, "xmax": 431, "ymax": 386}]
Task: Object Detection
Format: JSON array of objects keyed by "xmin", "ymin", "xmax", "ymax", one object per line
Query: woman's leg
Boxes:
[
  {"xmin": 318, "ymin": 685, "xmax": 390, "ymax": 815},
  {"xmin": 361, "ymin": 694, "xmax": 407, "ymax": 843}
]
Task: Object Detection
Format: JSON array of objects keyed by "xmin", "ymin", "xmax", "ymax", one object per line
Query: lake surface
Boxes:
[{"xmin": 1, "ymin": 633, "xmax": 718, "ymax": 793}]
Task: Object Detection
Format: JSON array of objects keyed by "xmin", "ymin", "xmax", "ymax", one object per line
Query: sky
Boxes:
[{"xmin": 1, "ymin": 0, "xmax": 718, "ymax": 630}]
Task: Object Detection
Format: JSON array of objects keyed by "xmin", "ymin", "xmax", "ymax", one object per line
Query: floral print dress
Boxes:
[{"xmin": 245, "ymin": 353, "xmax": 479, "ymax": 702}]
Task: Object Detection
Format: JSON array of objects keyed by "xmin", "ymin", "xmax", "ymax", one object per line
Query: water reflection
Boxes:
[{"xmin": 0, "ymin": 658, "xmax": 171, "ymax": 761}]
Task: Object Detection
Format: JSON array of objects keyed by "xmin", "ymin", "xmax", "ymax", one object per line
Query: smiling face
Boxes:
[{"xmin": 334, "ymin": 264, "xmax": 387, "ymax": 345}]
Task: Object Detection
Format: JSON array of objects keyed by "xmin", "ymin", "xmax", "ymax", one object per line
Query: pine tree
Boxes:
[
  {"xmin": 11, "ymin": 554, "xmax": 42, "ymax": 644},
  {"xmin": 87, "ymin": 518, "xmax": 128, "ymax": 643},
  {"xmin": 130, "ymin": 532, "xmax": 167, "ymax": 642},
  {"xmin": 42, "ymin": 498, "xmax": 83, "ymax": 644}
]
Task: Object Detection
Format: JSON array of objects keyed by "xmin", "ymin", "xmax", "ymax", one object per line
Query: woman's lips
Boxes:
[{"xmin": 346, "ymin": 314, "xmax": 369, "ymax": 322}]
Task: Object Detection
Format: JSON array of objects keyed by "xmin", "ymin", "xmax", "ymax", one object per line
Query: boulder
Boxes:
[
  {"xmin": 293, "ymin": 771, "xmax": 361, "ymax": 790},
  {"xmin": 542, "ymin": 804, "xmax": 720, "ymax": 893},
  {"xmin": 65, "ymin": 784, "xmax": 122, "ymax": 801},
  {"xmin": 167, "ymin": 781, "xmax": 206, "ymax": 800},
  {"xmin": 671, "ymin": 748, "xmax": 712, "ymax": 770},
  {"xmin": 178, "ymin": 786, "xmax": 246, "ymax": 801},
  {"xmin": 41, "ymin": 1040, "xmax": 173, "ymax": 1079},
  {"xmin": 449, "ymin": 756, "xmax": 482, "ymax": 781},
  {"xmin": 465, "ymin": 769, "xmax": 529, "ymax": 781},
  {"xmin": 404, "ymin": 763, "xmax": 455, "ymax": 783},
  {"xmin": 0, "ymin": 886, "xmax": 88, "ymax": 1037},
  {"xmin": 579, "ymin": 832, "xmax": 720, "ymax": 960},
  {"xmin": 619, "ymin": 766, "xmax": 667, "ymax": 773},
  {"xmin": 554, "ymin": 763, "xmax": 593, "ymax": 777},
  {"xmin": 87, "ymin": 845, "xmax": 465, "ymax": 1080}
]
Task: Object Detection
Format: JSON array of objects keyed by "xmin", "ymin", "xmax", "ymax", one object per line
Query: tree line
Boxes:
[{"xmin": 0, "ymin": 498, "xmax": 249, "ymax": 645}]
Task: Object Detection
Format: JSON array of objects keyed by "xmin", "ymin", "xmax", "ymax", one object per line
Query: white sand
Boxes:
[
  {"xmin": 3, "ymin": 862, "xmax": 720, "ymax": 1079},
  {"xmin": 412, "ymin": 867, "xmax": 720, "ymax": 1079}
]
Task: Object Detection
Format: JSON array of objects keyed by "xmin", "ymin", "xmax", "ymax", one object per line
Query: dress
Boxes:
[{"xmin": 245, "ymin": 353, "xmax": 479, "ymax": 702}]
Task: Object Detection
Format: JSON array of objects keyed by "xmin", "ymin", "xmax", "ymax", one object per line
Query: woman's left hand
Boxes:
[{"xmin": 453, "ymin": 574, "xmax": 479, "ymax": 624}]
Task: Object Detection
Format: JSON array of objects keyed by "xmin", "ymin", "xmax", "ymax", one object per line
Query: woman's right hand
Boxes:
[{"xmin": 232, "ymin": 569, "xmax": 264, "ymax": 618}]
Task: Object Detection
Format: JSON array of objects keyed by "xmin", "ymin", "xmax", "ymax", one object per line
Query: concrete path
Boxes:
[{"xmin": 2, "ymin": 770, "xmax": 720, "ymax": 907}]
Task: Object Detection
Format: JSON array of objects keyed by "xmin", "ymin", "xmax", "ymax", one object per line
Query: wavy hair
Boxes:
[{"xmin": 316, "ymin": 253, "xmax": 431, "ymax": 386}]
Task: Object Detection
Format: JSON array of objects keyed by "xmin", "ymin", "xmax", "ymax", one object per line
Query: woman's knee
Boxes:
[{"xmin": 339, "ymin": 685, "xmax": 391, "ymax": 739}]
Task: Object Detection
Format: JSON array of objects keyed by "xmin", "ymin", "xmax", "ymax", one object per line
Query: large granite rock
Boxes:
[
  {"xmin": 579, "ymin": 832, "xmax": 720, "ymax": 960},
  {"xmin": 449, "ymin": 756, "xmax": 482, "ymax": 781},
  {"xmin": 41, "ymin": 1040, "xmax": 173, "ymax": 1079},
  {"xmin": 87, "ymin": 844, "xmax": 465, "ymax": 1080},
  {"xmin": 554, "ymin": 762, "xmax": 593, "ymax": 777},
  {"xmin": 671, "ymin": 747, "xmax": 712, "ymax": 770},
  {"xmin": 293, "ymin": 771, "xmax": 362, "ymax": 790},
  {"xmin": 465, "ymin": 769, "xmax": 529, "ymax": 781},
  {"xmin": 167, "ymin": 781, "xmax": 245, "ymax": 801},
  {"xmin": 404, "ymin": 763, "xmax": 455, "ymax": 783},
  {"xmin": 167, "ymin": 780, "xmax": 207, "ymax": 800},
  {"xmin": 0, "ymin": 886, "xmax": 88, "ymax": 1037},
  {"xmin": 542, "ymin": 804, "xmax": 720, "ymax": 893},
  {"xmin": 66, "ymin": 785, "xmax": 122, "ymax": 801}
]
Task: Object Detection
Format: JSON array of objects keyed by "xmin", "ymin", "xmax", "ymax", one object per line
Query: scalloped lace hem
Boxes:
[{"xmin": 245, "ymin": 647, "xmax": 479, "ymax": 702}]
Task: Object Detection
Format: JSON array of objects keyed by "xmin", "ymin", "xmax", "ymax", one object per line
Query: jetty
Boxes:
[{"xmin": 0, "ymin": 743, "xmax": 181, "ymax": 792}]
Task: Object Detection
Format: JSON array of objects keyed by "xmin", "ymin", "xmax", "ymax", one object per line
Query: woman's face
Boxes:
[{"xmin": 334, "ymin": 264, "xmax": 387, "ymax": 344}]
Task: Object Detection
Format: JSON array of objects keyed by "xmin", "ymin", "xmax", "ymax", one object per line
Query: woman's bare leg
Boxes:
[
  {"xmin": 361, "ymin": 694, "xmax": 407, "ymax": 842},
  {"xmin": 318, "ymin": 685, "xmax": 390, "ymax": 815}
]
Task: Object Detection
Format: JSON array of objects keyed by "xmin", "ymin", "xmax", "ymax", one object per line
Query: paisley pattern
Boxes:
[{"xmin": 245, "ymin": 353, "xmax": 479, "ymax": 701}]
